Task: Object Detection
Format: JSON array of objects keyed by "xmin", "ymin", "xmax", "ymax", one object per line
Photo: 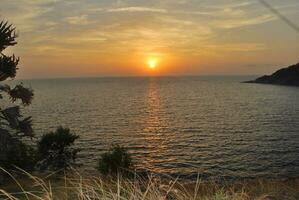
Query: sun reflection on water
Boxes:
[{"xmin": 138, "ymin": 78, "xmax": 175, "ymax": 173}]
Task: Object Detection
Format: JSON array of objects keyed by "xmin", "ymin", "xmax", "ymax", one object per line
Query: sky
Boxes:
[{"xmin": 0, "ymin": 0, "xmax": 299, "ymax": 79}]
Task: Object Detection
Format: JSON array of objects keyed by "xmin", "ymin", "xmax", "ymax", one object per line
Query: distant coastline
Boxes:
[{"xmin": 245, "ymin": 63, "xmax": 299, "ymax": 86}]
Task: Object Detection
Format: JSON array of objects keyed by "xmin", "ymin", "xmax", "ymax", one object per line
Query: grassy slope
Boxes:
[{"xmin": 1, "ymin": 170, "xmax": 299, "ymax": 200}]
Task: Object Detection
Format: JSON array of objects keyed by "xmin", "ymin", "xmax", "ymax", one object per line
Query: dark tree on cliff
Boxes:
[{"xmin": 0, "ymin": 21, "xmax": 35, "ymax": 170}]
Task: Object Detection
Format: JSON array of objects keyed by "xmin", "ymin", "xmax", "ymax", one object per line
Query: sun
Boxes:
[{"xmin": 147, "ymin": 58, "xmax": 158, "ymax": 69}]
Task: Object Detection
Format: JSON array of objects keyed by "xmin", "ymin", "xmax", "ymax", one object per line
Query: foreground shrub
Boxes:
[
  {"xmin": 98, "ymin": 145, "xmax": 134, "ymax": 176},
  {"xmin": 0, "ymin": 131, "xmax": 37, "ymax": 171},
  {"xmin": 37, "ymin": 127, "xmax": 79, "ymax": 171}
]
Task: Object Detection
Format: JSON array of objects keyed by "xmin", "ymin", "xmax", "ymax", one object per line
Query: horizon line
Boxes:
[{"xmin": 16, "ymin": 74, "xmax": 260, "ymax": 81}]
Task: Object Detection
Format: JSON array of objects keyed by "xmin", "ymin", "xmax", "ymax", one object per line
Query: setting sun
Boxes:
[
  {"xmin": 147, "ymin": 58, "xmax": 158, "ymax": 69},
  {"xmin": 1, "ymin": 1, "xmax": 299, "ymax": 196}
]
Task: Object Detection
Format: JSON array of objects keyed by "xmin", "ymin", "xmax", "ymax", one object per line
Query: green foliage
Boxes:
[
  {"xmin": 37, "ymin": 127, "xmax": 79, "ymax": 170},
  {"xmin": 0, "ymin": 55, "xmax": 18, "ymax": 80},
  {"xmin": 8, "ymin": 84, "xmax": 34, "ymax": 105},
  {"xmin": 0, "ymin": 21, "xmax": 34, "ymax": 136},
  {"xmin": 0, "ymin": 129, "xmax": 37, "ymax": 171},
  {"xmin": 0, "ymin": 20, "xmax": 35, "ymax": 176},
  {"xmin": 2, "ymin": 141, "xmax": 37, "ymax": 171},
  {"xmin": 0, "ymin": 21, "xmax": 17, "ymax": 51},
  {"xmin": 98, "ymin": 145, "xmax": 134, "ymax": 176}
]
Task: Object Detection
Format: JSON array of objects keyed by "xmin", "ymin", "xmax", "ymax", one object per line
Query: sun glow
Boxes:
[{"xmin": 147, "ymin": 58, "xmax": 158, "ymax": 69}]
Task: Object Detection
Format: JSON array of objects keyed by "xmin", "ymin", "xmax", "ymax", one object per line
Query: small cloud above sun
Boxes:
[{"xmin": 147, "ymin": 58, "xmax": 158, "ymax": 69}]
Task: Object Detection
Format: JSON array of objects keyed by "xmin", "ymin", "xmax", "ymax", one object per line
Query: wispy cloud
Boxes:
[
  {"xmin": 206, "ymin": 43, "xmax": 267, "ymax": 52},
  {"xmin": 107, "ymin": 7, "xmax": 167, "ymax": 13},
  {"xmin": 213, "ymin": 14, "xmax": 276, "ymax": 29},
  {"xmin": 65, "ymin": 15, "xmax": 92, "ymax": 25},
  {"xmin": 1, "ymin": 0, "xmax": 298, "ymax": 77}
]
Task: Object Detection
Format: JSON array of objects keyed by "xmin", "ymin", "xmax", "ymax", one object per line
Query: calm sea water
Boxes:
[{"xmin": 19, "ymin": 76, "xmax": 299, "ymax": 179}]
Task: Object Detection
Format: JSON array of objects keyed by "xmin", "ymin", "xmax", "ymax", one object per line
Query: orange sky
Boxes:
[{"xmin": 1, "ymin": 0, "xmax": 299, "ymax": 79}]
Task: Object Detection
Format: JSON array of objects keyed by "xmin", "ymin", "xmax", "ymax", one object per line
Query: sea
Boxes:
[{"xmin": 14, "ymin": 76, "xmax": 299, "ymax": 179}]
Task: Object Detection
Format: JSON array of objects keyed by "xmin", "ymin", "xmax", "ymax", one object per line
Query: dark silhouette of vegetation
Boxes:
[
  {"xmin": 0, "ymin": 21, "xmax": 35, "ymax": 179},
  {"xmin": 0, "ymin": 138, "xmax": 37, "ymax": 171},
  {"xmin": 98, "ymin": 145, "xmax": 134, "ymax": 176},
  {"xmin": 245, "ymin": 62, "xmax": 299, "ymax": 86},
  {"xmin": 37, "ymin": 127, "xmax": 79, "ymax": 171}
]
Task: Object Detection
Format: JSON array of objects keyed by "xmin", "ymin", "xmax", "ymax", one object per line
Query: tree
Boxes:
[
  {"xmin": 37, "ymin": 127, "xmax": 79, "ymax": 171},
  {"xmin": 0, "ymin": 21, "xmax": 35, "ymax": 174},
  {"xmin": 98, "ymin": 145, "xmax": 134, "ymax": 176}
]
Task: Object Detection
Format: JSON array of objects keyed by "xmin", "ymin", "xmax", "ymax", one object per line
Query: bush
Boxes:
[
  {"xmin": 0, "ymin": 130, "xmax": 37, "ymax": 171},
  {"xmin": 98, "ymin": 145, "xmax": 134, "ymax": 176},
  {"xmin": 2, "ymin": 142, "xmax": 37, "ymax": 171},
  {"xmin": 37, "ymin": 127, "xmax": 79, "ymax": 171}
]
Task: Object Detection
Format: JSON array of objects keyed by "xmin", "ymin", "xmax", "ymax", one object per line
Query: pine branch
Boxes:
[
  {"xmin": 0, "ymin": 21, "xmax": 17, "ymax": 52},
  {"xmin": 0, "ymin": 54, "xmax": 19, "ymax": 81}
]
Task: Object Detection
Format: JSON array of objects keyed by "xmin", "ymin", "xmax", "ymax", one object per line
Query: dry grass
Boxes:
[{"xmin": 0, "ymin": 168, "xmax": 298, "ymax": 200}]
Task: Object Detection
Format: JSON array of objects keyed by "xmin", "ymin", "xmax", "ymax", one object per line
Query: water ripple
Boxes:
[{"xmin": 18, "ymin": 76, "xmax": 299, "ymax": 179}]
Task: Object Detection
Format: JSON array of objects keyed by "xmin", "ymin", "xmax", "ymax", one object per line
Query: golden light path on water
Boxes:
[
  {"xmin": 140, "ymin": 79, "xmax": 171, "ymax": 173},
  {"xmin": 17, "ymin": 77, "xmax": 299, "ymax": 178}
]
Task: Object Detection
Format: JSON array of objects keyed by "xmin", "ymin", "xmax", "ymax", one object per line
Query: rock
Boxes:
[{"xmin": 245, "ymin": 63, "xmax": 299, "ymax": 86}]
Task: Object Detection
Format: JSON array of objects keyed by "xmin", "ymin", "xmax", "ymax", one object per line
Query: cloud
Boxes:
[
  {"xmin": 214, "ymin": 14, "xmax": 276, "ymax": 29},
  {"xmin": 65, "ymin": 15, "xmax": 92, "ymax": 25},
  {"xmin": 209, "ymin": 43, "xmax": 267, "ymax": 52},
  {"xmin": 0, "ymin": 0, "xmax": 54, "ymax": 32},
  {"xmin": 107, "ymin": 7, "xmax": 167, "ymax": 13},
  {"xmin": 1, "ymin": 0, "xmax": 298, "ymax": 78}
]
